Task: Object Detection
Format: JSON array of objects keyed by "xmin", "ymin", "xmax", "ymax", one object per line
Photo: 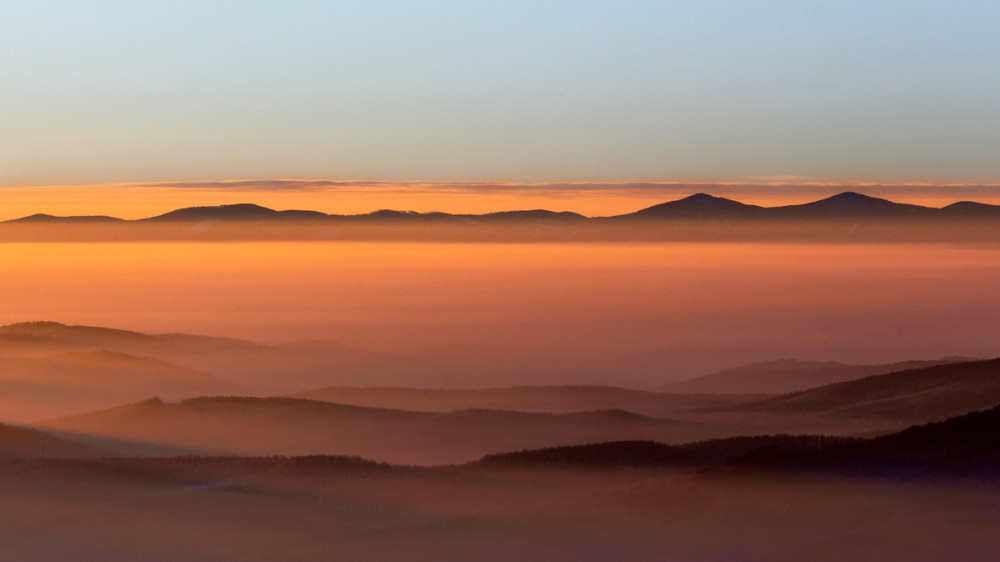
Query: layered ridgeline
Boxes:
[
  {"xmin": 661, "ymin": 357, "xmax": 978, "ymax": 394},
  {"xmin": 3, "ymin": 192, "xmax": 999, "ymax": 241},
  {"xmin": 478, "ymin": 402, "xmax": 1000, "ymax": 478},
  {"xmin": 0, "ymin": 321, "xmax": 755, "ymax": 422},
  {"xmin": 35, "ymin": 357, "xmax": 1000, "ymax": 464}
]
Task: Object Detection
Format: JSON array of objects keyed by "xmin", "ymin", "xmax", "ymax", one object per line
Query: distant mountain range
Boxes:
[{"xmin": 5, "ymin": 192, "xmax": 1000, "ymax": 224}]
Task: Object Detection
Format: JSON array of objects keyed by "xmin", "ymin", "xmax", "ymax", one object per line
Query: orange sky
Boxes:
[{"xmin": 3, "ymin": 181, "xmax": 1000, "ymax": 221}]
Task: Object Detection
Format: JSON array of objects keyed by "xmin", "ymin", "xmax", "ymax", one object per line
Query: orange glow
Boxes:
[
  {"xmin": 3, "ymin": 181, "xmax": 1000, "ymax": 221},
  {"xmin": 2, "ymin": 242, "xmax": 998, "ymax": 391}
]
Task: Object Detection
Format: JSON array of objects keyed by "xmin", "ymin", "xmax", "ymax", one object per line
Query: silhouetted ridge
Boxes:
[
  {"xmin": 143, "ymin": 203, "xmax": 326, "ymax": 221},
  {"xmin": 621, "ymin": 193, "xmax": 765, "ymax": 219},
  {"xmin": 478, "ymin": 404, "xmax": 1000, "ymax": 477},
  {"xmin": 356, "ymin": 209, "xmax": 458, "ymax": 221},
  {"xmin": 734, "ymin": 403, "xmax": 1000, "ymax": 477},
  {"xmin": 3, "ymin": 213, "xmax": 123, "ymax": 224},
  {"xmin": 663, "ymin": 357, "xmax": 976, "ymax": 394},
  {"xmin": 480, "ymin": 440, "xmax": 690, "ymax": 466},
  {"xmin": 477, "ymin": 435, "xmax": 857, "ymax": 467},
  {"xmin": 768, "ymin": 191, "xmax": 936, "ymax": 218},
  {"xmin": 731, "ymin": 358, "xmax": 1000, "ymax": 421},
  {"xmin": 4, "ymin": 192, "xmax": 1000, "ymax": 226},
  {"xmin": 940, "ymin": 201, "xmax": 1000, "ymax": 218},
  {"xmin": 478, "ymin": 210, "xmax": 587, "ymax": 222}
]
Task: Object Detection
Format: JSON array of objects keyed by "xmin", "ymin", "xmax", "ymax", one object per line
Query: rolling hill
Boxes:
[
  {"xmin": 728, "ymin": 358, "xmax": 1000, "ymax": 423},
  {"xmin": 0, "ymin": 349, "xmax": 232, "ymax": 422},
  {"xmin": 477, "ymin": 402, "xmax": 1000, "ymax": 478},
  {"xmin": 0, "ymin": 321, "xmax": 444, "ymax": 397},
  {"xmin": 766, "ymin": 191, "xmax": 938, "ymax": 219},
  {"xmin": 0, "ymin": 422, "xmax": 103, "ymax": 458},
  {"xmin": 662, "ymin": 357, "xmax": 974, "ymax": 394},
  {"xmin": 288, "ymin": 385, "xmax": 757, "ymax": 416},
  {"xmin": 37, "ymin": 395, "xmax": 714, "ymax": 464}
]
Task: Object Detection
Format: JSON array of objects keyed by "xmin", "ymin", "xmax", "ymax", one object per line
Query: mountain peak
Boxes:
[
  {"xmin": 624, "ymin": 193, "xmax": 763, "ymax": 219},
  {"xmin": 771, "ymin": 191, "xmax": 935, "ymax": 218},
  {"xmin": 681, "ymin": 193, "xmax": 719, "ymax": 201},
  {"xmin": 819, "ymin": 191, "xmax": 888, "ymax": 204},
  {"xmin": 143, "ymin": 203, "xmax": 283, "ymax": 222}
]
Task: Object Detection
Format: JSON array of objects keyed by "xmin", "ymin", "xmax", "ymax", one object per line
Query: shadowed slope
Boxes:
[
  {"xmin": 479, "ymin": 403, "xmax": 1000, "ymax": 478},
  {"xmin": 731, "ymin": 358, "xmax": 1000, "ymax": 422},
  {"xmin": 663, "ymin": 357, "xmax": 974, "ymax": 394},
  {"xmin": 735, "ymin": 403, "xmax": 1000, "ymax": 477},
  {"xmin": 616, "ymin": 193, "xmax": 765, "ymax": 219},
  {"xmin": 477, "ymin": 435, "xmax": 858, "ymax": 467},
  {"xmin": 0, "ymin": 423, "xmax": 104, "ymax": 458}
]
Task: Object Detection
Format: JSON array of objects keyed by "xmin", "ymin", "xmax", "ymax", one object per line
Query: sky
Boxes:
[{"xmin": 2, "ymin": 1, "xmax": 1000, "ymax": 205}]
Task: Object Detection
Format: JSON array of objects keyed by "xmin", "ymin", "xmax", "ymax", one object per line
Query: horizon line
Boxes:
[{"xmin": 4, "ymin": 190, "xmax": 1000, "ymax": 223}]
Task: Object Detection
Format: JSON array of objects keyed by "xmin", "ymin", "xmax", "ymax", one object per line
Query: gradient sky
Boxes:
[{"xmin": 2, "ymin": 1, "xmax": 1000, "ymax": 188}]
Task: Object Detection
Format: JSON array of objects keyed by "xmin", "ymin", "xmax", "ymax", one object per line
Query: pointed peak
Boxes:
[
  {"xmin": 680, "ymin": 193, "xmax": 718, "ymax": 201},
  {"xmin": 621, "ymin": 193, "xmax": 763, "ymax": 219},
  {"xmin": 823, "ymin": 191, "xmax": 883, "ymax": 202}
]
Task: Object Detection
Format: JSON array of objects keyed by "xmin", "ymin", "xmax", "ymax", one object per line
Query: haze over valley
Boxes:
[
  {"xmin": 5, "ymin": 1, "xmax": 1000, "ymax": 558},
  {"xmin": 2, "ymin": 199, "xmax": 999, "ymax": 560}
]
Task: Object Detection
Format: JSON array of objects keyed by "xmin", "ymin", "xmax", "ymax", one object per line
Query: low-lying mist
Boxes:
[{"xmin": 1, "ymin": 241, "xmax": 998, "ymax": 391}]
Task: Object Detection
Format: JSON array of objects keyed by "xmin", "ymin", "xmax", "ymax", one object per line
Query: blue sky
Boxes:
[{"xmin": 2, "ymin": 1, "xmax": 999, "ymax": 186}]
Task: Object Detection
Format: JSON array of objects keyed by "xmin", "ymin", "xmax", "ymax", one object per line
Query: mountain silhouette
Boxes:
[
  {"xmin": 5, "ymin": 192, "xmax": 999, "ymax": 225},
  {"xmin": 476, "ymin": 209, "xmax": 588, "ymax": 222},
  {"xmin": 616, "ymin": 193, "xmax": 766, "ymax": 220},
  {"xmin": 766, "ymin": 191, "xmax": 937, "ymax": 218},
  {"xmin": 142, "ymin": 203, "xmax": 327, "ymax": 221},
  {"xmin": 4, "ymin": 213, "xmax": 124, "ymax": 223},
  {"xmin": 939, "ymin": 200, "xmax": 1000, "ymax": 218}
]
